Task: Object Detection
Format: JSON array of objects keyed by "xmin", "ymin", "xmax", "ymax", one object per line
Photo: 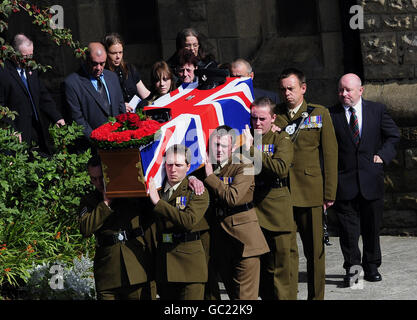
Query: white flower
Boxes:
[{"xmin": 23, "ymin": 254, "xmax": 96, "ymax": 300}]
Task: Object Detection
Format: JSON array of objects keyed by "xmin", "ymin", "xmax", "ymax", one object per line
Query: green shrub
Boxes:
[{"xmin": 0, "ymin": 114, "xmax": 95, "ymax": 298}]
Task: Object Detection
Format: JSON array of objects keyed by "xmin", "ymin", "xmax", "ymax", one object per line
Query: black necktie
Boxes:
[
  {"xmin": 96, "ymin": 77, "xmax": 110, "ymax": 113},
  {"xmin": 349, "ymin": 107, "xmax": 360, "ymax": 145},
  {"xmin": 19, "ymin": 69, "xmax": 39, "ymax": 121}
]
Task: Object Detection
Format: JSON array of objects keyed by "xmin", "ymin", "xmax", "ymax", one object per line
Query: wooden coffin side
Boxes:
[{"xmin": 98, "ymin": 148, "xmax": 148, "ymax": 198}]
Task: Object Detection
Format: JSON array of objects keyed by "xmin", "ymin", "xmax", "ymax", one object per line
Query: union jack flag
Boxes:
[{"xmin": 141, "ymin": 77, "xmax": 254, "ymax": 188}]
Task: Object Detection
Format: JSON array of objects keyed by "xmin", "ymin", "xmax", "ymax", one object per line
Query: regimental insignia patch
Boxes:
[{"xmin": 285, "ymin": 123, "xmax": 296, "ymax": 135}]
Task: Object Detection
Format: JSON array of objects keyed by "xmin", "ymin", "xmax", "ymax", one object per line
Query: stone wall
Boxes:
[
  {"xmin": 380, "ymin": 126, "xmax": 417, "ymax": 236},
  {"xmin": 157, "ymin": 0, "xmax": 346, "ymax": 107},
  {"xmin": 157, "ymin": 0, "xmax": 264, "ymax": 67},
  {"xmin": 360, "ymin": 0, "xmax": 417, "ymax": 80},
  {"xmin": 226, "ymin": 0, "xmax": 345, "ymax": 108}
]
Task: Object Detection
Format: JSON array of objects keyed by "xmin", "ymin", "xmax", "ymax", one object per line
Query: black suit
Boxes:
[
  {"xmin": 329, "ymin": 99, "xmax": 400, "ymax": 273},
  {"xmin": 64, "ymin": 67, "xmax": 125, "ymax": 139},
  {"xmin": 0, "ymin": 60, "xmax": 63, "ymax": 154}
]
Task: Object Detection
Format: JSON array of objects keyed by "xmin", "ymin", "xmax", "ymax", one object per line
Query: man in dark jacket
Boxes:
[
  {"xmin": 329, "ymin": 73, "xmax": 400, "ymax": 286},
  {"xmin": 64, "ymin": 42, "xmax": 125, "ymax": 141},
  {"xmin": 0, "ymin": 34, "xmax": 65, "ymax": 154}
]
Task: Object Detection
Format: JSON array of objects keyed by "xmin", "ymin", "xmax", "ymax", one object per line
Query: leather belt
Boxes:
[
  {"xmin": 97, "ymin": 227, "xmax": 144, "ymax": 247},
  {"xmin": 256, "ymin": 178, "xmax": 288, "ymax": 189},
  {"xmin": 162, "ymin": 231, "xmax": 201, "ymax": 244},
  {"xmin": 271, "ymin": 178, "xmax": 288, "ymax": 188},
  {"xmin": 217, "ymin": 202, "xmax": 254, "ymax": 219}
]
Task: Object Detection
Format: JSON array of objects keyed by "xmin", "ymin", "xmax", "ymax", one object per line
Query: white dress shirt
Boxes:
[
  {"xmin": 17, "ymin": 67, "xmax": 26, "ymax": 78},
  {"xmin": 344, "ymin": 98, "xmax": 363, "ymax": 137}
]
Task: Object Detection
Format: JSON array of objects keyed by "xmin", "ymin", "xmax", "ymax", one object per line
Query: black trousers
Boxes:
[{"xmin": 334, "ymin": 195, "xmax": 384, "ymax": 273}]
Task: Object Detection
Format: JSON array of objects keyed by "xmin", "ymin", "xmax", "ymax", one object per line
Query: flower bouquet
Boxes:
[
  {"xmin": 90, "ymin": 112, "xmax": 162, "ymax": 198},
  {"xmin": 90, "ymin": 112, "xmax": 161, "ymax": 149}
]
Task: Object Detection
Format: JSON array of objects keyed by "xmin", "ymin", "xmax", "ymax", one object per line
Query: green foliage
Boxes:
[
  {"xmin": 0, "ymin": 105, "xmax": 18, "ymax": 123},
  {"xmin": 0, "ymin": 0, "xmax": 93, "ymax": 299},
  {"xmin": 0, "ymin": 0, "xmax": 87, "ymax": 70},
  {"xmin": 0, "ymin": 121, "xmax": 95, "ymax": 297}
]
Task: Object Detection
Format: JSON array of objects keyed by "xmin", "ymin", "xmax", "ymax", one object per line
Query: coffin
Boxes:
[
  {"xmin": 98, "ymin": 148, "xmax": 147, "ymax": 198},
  {"xmin": 95, "ymin": 76, "xmax": 254, "ymax": 198}
]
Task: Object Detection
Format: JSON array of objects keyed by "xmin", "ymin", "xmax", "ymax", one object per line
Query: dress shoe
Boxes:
[{"xmin": 364, "ymin": 271, "xmax": 382, "ymax": 282}]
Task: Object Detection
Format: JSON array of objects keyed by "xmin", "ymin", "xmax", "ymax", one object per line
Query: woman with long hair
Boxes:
[
  {"xmin": 168, "ymin": 28, "xmax": 217, "ymax": 72},
  {"xmin": 138, "ymin": 60, "xmax": 177, "ymax": 108},
  {"xmin": 103, "ymin": 33, "xmax": 150, "ymax": 112}
]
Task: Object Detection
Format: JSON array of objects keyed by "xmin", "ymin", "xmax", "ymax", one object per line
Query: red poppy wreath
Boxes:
[{"xmin": 90, "ymin": 112, "xmax": 162, "ymax": 149}]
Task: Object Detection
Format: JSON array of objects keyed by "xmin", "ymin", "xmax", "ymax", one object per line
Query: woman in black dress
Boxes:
[{"xmin": 103, "ymin": 33, "xmax": 150, "ymax": 112}]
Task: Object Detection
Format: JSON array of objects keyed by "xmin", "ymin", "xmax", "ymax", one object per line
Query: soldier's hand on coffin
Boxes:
[
  {"xmin": 204, "ymin": 153, "xmax": 213, "ymax": 177},
  {"xmin": 148, "ymin": 177, "xmax": 160, "ymax": 205},
  {"xmin": 271, "ymin": 124, "xmax": 282, "ymax": 133},
  {"xmin": 103, "ymin": 192, "xmax": 112, "ymax": 207},
  {"xmin": 188, "ymin": 176, "xmax": 204, "ymax": 195},
  {"xmin": 243, "ymin": 124, "xmax": 253, "ymax": 151}
]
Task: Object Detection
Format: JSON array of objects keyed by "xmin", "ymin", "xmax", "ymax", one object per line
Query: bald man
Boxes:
[
  {"xmin": 329, "ymin": 73, "xmax": 400, "ymax": 287},
  {"xmin": 230, "ymin": 58, "xmax": 279, "ymax": 104},
  {"xmin": 0, "ymin": 34, "xmax": 65, "ymax": 155},
  {"xmin": 64, "ymin": 42, "xmax": 125, "ymax": 141}
]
